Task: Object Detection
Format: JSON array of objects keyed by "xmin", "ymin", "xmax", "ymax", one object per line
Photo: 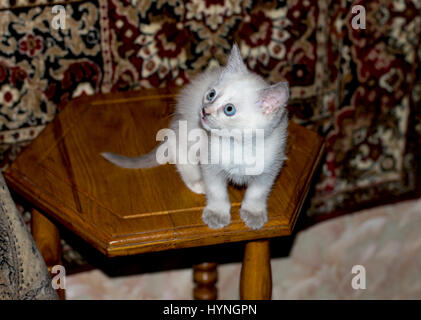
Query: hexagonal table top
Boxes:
[{"xmin": 4, "ymin": 88, "xmax": 324, "ymax": 257}]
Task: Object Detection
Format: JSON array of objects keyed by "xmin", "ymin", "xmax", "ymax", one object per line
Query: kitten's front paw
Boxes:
[
  {"xmin": 240, "ymin": 207, "xmax": 268, "ymax": 230},
  {"xmin": 202, "ymin": 206, "xmax": 230, "ymax": 229},
  {"xmin": 186, "ymin": 180, "xmax": 206, "ymax": 194}
]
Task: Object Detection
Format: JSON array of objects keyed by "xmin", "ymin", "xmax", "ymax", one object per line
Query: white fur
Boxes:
[
  {"xmin": 103, "ymin": 44, "xmax": 289, "ymax": 230},
  {"xmin": 173, "ymin": 45, "xmax": 289, "ymax": 229}
]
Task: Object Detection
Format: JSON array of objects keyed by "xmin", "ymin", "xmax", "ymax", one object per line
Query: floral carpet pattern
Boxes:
[
  {"xmin": 311, "ymin": 0, "xmax": 421, "ymax": 216},
  {"xmin": 0, "ymin": 0, "xmax": 420, "ymax": 220}
]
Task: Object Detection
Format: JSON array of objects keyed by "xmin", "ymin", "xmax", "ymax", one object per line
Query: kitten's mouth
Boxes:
[
  {"xmin": 201, "ymin": 116, "xmax": 211, "ymax": 131},
  {"xmin": 200, "ymin": 112, "xmax": 213, "ymax": 131}
]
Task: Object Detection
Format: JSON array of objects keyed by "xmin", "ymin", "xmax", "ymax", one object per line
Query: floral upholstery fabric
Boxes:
[
  {"xmin": 0, "ymin": 172, "xmax": 58, "ymax": 299},
  {"xmin": 0, "ymin": 0, "xmax": 420, "ymax": 219}
]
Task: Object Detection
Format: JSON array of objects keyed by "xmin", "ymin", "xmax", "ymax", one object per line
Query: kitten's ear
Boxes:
[
  {"xmin": 259, "ymin": 81, "xmax": 289, "ymax": 115},
  {"xmin": 224, "ymin": 43, "xmax": 248, "ymax": 74}
]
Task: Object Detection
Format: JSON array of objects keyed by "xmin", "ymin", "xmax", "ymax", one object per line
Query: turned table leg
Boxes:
[
  {"xmin": 240, "ymin": 239, "xmax": 272, "ymax": 300},
  {"xmin": 31, "ymin": 209, "xmax": 65, "ymax": 300},
  {"xmin": 193, "ymin": 262, "xmax": 218, "ymax": 300}
]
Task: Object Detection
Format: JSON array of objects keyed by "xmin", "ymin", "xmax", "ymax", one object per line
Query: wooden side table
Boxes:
[{"xmin": 4, "ymin": 88, "xmax": 324, "ymax": 300}]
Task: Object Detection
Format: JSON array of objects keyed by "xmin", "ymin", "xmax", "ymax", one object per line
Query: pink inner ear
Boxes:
[{"xmin": 261, "ymin": 91, "xmax": 287, "ymax": 114}]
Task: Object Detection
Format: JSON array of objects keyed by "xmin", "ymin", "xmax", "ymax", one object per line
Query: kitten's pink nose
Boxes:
[{"xmin": 202, "ymin": 106, "xmax": 212, "ymax": 116}]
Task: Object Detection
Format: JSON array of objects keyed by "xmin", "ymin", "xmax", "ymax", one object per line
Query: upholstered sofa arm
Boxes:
[{"xmin": 0, "ymin": 173, "xmax": 58, "ymax": 300}]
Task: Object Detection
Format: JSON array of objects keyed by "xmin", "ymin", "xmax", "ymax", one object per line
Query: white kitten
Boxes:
[{"xmin": 102, "ymin": 44, "xmax": 289, "ymax": 230}]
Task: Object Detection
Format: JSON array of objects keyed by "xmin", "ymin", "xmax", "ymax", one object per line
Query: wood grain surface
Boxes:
[
  {"xmin": 193, "ymin": 262, "xmax": 218, "ymax": 300},
  {"xmin": 240, "ymin": 240, "xmax": 271, "ymax": 300},
  {"xmin": 4, "ymin": 88, "xmax": 324, "ymax": 257}
]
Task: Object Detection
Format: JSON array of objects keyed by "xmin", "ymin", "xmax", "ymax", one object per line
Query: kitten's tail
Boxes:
[{"xmin": 101, "ymin": 146, "xmax": 161, "ymax": 169}]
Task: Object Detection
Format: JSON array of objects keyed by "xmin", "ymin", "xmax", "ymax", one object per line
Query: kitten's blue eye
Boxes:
[
  {"xmin": 206, "ymin": 89, "xmax": 216, "ymax": 102},
  {"xmin": 223, "ymin": 104, "xmax": 236, "ymax": 116}
]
